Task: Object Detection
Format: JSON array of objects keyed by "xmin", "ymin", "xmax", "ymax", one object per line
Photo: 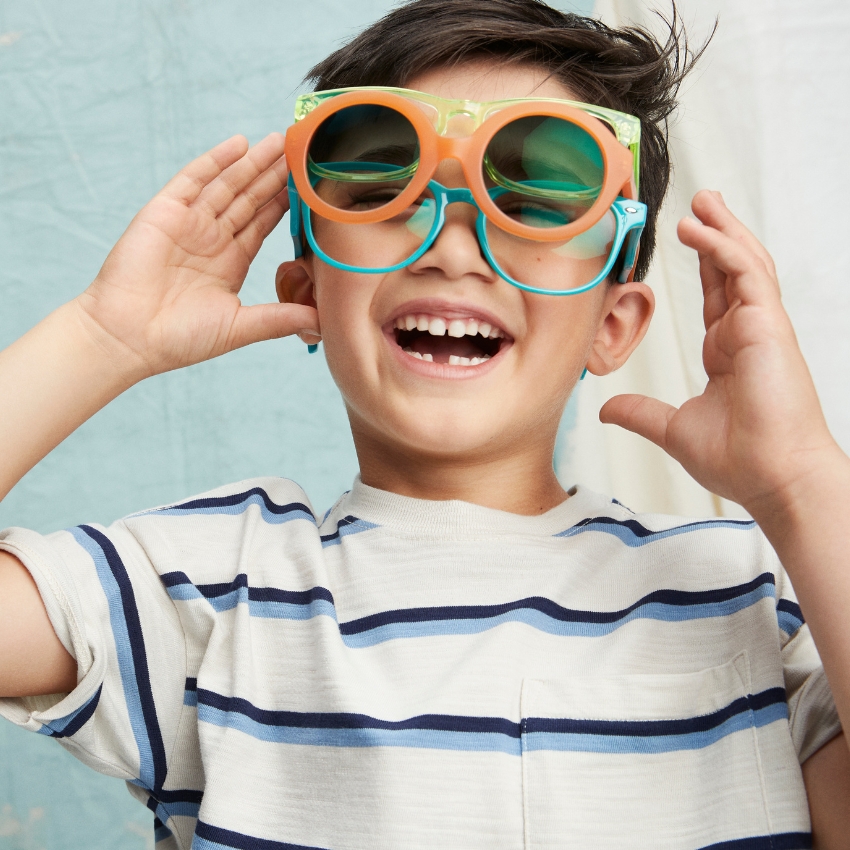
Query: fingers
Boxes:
[
  {"xmin": 221, "ymin": 154, "xmax": 290, "ymax": 236},
  {"xmin": 599, "ymin": 394, "xmax": 677, "ymax": 452},
  {"xmin": 160, "ymin": 136, "xmax": 249, "ymax": 205},
  {"xmin": 691, "ymin": 190, "xmax": 778, "ymax": 281},
  {"xmin": 226, "ymin": 302, "xmax": 320, "ymax": 351},
  {"xmin": 234, "ymin": 189, "xmax": 289, "ymax": 262},
  {"xmin": 195, "ymin": 132, "xmax": 287, "ymax": 219},
  {"xmin": 678, "ymin": 213, "xmax": 777, "ymax": 310},
  {"xmin": 688, "ymin": 235, "xmax": 730, "ymax": 332}
]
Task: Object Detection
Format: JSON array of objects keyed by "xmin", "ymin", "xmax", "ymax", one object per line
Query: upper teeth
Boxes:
[{"xmin": 394, "ymin": 314, "xmax": 504, "ymax": 339}]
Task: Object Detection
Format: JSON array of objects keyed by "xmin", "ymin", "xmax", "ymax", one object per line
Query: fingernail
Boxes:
[
  {"xmin": 713, "ymin": 191, "xmax": 726, "ymax": 206},
  {"xmin": 297, "ymin": 329, "xmax": 322, "ymax": 344}
]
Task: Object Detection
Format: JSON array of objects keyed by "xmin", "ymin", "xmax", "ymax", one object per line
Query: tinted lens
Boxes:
[
  {"xmin": 483, "ymin": 116, "xmax": 604, "ymax": 230},
  {"xmin": 309, "ymin": 186, "xmax": 438, "ymax": 271},
  {"xmin": 307, "ymin": 104, "xmax": 420, "ymax": 215},
  {"xmin": 484, "ymin": 209, "xmax": 616, "ymax": 291}
]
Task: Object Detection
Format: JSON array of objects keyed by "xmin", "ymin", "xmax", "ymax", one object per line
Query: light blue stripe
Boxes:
[
  {"xmin": 777, "ymin": 610, "xmax": 804, "ymax": 636},
  {"xmin": 36, "ymin": 690, "xmax": 98, "ymax": 736},
  {"xmin": 69, "ymin": 527, "xmax": 155, "ymax": 789},
  {"xmin": 320, "ymin": 518, "xmax": 380, "ymax": 548},
  {"xmin": 150, "ymin": 799, "xmax": 201, "ymax": 838},
  {"xmin": 184, "ymin": 690, "xmax": 198, "ymax": 708},
  {"xmin": 166, "ymin": 583, "xmax": 206, "ymax": 602},
  {"xmin": 196, "ymin": 701, "xmax": 787, "ymax": 757},
  {"xmin": 165, "ymin": 584, "xmax": 339, "ymax": 623},
  {"xmin": 557, "ymin": 518, "xmax": 755, "ymax": 547},
  {"xmin": 158, "ymin": 800, "xmax": 202, "ymax": 819},
  {"xmin": 166, "ymin": 582, "xmax": 775, "ymax": 649},
  {"xmin": 190, "ymin": 838, "xmax": 221, "ymax": 850},
  {"xmin": 247, "ymin": 599, "xmax": 337, "ymax": 620},
  {"xmin": 197, "ymin": 704, "xmax": 521, "ymax": 755},
  {"xmin": 152, "ymin": 496, "xmax": 314, "ymax": 526},
  {"xmin": 524, "ymin": 703, "xmax": 788, "ymax": 755},
  {"xmin": 342, "ymin": 585, "xmax": 776, "ymax": 648}
]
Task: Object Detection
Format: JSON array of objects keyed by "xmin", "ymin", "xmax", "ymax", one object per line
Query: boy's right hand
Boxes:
[{"xmin": 76, "ymin": 133, "xmax": 319, "ymax": 382}]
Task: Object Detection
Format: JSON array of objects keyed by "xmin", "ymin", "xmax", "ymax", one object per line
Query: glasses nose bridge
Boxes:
[{"xmin": 433, "ymin": 134, "xmax": 480, "ymax": 212}]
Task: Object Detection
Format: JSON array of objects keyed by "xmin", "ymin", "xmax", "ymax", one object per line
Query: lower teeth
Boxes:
[
  {"xmin": 448, "ymin": 355, "xmax": 488, "ymax": 366},
  {"xmin": 402, "ymin": 348, "xmax": 489, "ymax": 367},
  {"xmin": 403, "ymin": 348, "xmax": 433, "ymax": 362}
]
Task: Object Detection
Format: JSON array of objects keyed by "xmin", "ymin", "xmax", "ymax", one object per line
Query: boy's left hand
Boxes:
[{"xmin": 600, "ymin": 189, "xmax": 845, "ymax": 519}]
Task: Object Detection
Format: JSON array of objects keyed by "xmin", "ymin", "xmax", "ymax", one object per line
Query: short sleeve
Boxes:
[
  {"xmin": 0, "ymin": 521, "xmax": 187, "ymax": 791},
  {"xmin": 772, "ymin": 542, "xmax": 843, "ymax": 763}
]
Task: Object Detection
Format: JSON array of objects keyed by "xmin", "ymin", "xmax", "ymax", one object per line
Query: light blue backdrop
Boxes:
[{"xmin": 0, "ymin": 1, "xmax": 592, "ymax": 847}]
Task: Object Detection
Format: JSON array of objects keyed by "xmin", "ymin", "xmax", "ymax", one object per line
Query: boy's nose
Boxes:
[{"xmin": 408, "ymin": 193, "xmax": 494, "ymax": 282}]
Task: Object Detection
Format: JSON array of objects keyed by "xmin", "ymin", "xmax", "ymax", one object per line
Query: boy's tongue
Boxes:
[{"xmin": 408, "ymin": 334, "xmax": 483, "ymax": 364}]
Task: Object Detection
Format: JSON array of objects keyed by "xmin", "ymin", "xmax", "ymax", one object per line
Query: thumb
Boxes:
[
  {"xmin": 599, "ymin": 393, "xmax": 678, "ymax": 453},
  {"xmin": 227, "ymin": 302, "xmax": 320, "ymax": 350}
]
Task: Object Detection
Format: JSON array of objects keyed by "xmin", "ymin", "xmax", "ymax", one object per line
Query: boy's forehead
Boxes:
[{"xmin": 406, "ymin": 61, "xmax": 580, "ymax": 105}]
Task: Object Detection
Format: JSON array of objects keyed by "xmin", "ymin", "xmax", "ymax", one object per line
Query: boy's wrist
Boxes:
[
  {"xmin": 67, "ymin": 292, "xmax": 154, "ymax": 390},
  {"xmin": 743, "ymin": 444, "xmax": 850, "ymax": 545}
]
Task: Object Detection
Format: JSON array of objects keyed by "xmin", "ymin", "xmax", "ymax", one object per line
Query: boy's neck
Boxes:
[{"xmin": 352, "ymin": 426, "xmax": 570, "ymax": 516}]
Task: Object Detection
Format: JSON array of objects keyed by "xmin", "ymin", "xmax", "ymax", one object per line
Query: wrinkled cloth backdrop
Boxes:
[
  {"xmin": 556, "ymin": 0, "xmax": 850, "ymax": 517},
  {"xmin": 1, "ymin": 0, "xmax": 847, "ymax": 847}
]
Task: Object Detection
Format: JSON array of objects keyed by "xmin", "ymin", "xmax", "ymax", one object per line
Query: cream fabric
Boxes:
[
  {"xmin": 0, "ymin": 476, "xmax": 839, "ymax": 848},
  {"xmin": 557, "ymin": 0, "xmax": 850, "ymax": 518}
]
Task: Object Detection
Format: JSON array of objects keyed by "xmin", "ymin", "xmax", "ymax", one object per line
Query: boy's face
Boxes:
[{"xmin": 278, "ymin": 61, "xmax": 653, "ymax": 497}]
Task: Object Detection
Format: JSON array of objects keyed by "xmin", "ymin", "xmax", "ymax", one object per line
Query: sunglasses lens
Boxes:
[
  {"xmin": 309, "ymin": 185, "xmax": 439, "ymax": 271},
  {"xmin": 307, "ymin": 104, "xmax": 420, "ymax": 214},
  {"xmin": 483, "ymin": 116, "xmax": 604, "ymax": 230},
  {"xmin": 484, "ymin": 209, "xmax": 617, "ymax": 292}
]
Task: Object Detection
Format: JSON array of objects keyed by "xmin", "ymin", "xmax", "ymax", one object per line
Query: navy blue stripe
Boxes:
[
  {"xmin": 525, "ymin": 688, "xmax": 786, "ymax": 738},
  {"xmin": 185, "ymin": 677, "xmax": 198, "ymax": 692},
  {"xmin": 777, "ymin": 599, "xmax": 804, "ymax": 622},
  {"xmin": 44, "ymin": 685, "xmax": 102, "ymax": 738},
  {"xmin": 748, "ymin": 687, "xmax": 787, "ymax": 711},
  {"xmin": 198, "ymin": 688, "xmax": 521, "ymax": 738},
  {"xmin": 319, "ymin": 514, "xmax": 360, "ymax": 545},
  {"xmin": 160, "ymin": 489, "xmax": 312, "ymax": 517},
  {"xmin": 197, "ymin": 686, "xmax": 784, "ymax": 741},
  {"xmin": 698, "ymin": 833, "xmax": 811, "ymax": 849},
  {"xmin": 161, "ymin": 572, "xmax": 335, "ymax": 607},
  {"xmin": 80, "ymin": 525, "xmax": 168, "ymax": 793},
  {"xmin": 164, "ymin": 570, "xmax": 776, "ymax": 645},
  {"xmin": 573, "ymin": 515, "xmax": 754, "ymax": 538},
  {"xmin": 157, "ymin": 788, "xmax": 204, "ymax": 805},
  {"xmin": 195, "ymin": 821, "xmax": 327, "ymax": 850},
  {"xmin": 339, "ymin": 573, "xmax": 776, "ymax": 635},
  {"xmin": 161, "ymin": 571, "xmax": 191, "ymax": 589},
  {"xmin": 558, "ymin": 514, "xmax": 755, "ymax": 547}
]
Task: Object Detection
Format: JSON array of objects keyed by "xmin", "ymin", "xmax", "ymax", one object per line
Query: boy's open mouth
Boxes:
[{"xmin": 391, "ymin": 314, "xmax": 508, "ymax": 366}]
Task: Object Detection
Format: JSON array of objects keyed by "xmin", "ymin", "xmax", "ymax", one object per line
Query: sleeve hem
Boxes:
[{"xmin": 0, "ymin": 529, "xmax": 94, "ymax": 673}]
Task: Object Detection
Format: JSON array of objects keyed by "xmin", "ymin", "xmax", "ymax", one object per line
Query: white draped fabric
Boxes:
[{"xmin": 556, "ymin": 0, "xmax": 850, "ymax": 518}]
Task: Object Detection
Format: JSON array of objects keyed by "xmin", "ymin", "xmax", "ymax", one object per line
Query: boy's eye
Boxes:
[{"xmin": 347, "ymin": 189, "xmax": 403, "ymax": 210}]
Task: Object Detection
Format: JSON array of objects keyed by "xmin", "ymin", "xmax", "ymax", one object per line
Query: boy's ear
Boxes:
[
  {"xmin": 586, "ymin": 281, "xmax": 655, "ymax": 376},
  {"xmin": 275, "ymin": 261, "xmax": 316, "ymax": 307}
]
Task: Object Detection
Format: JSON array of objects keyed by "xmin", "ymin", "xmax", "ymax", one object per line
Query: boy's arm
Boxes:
[
  {"xmin": 0, "ymin": 550, "xmax": 77, "ymax": 696},
  {"xmin": 601, "ymin": 190, "xmax": 850, "ymax": 844},
  {"xmin": 0, "ymin": 132, "xmax": 319, "ymax": 698}
]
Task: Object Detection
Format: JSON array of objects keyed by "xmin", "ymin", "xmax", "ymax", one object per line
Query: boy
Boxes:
[{"xmin": 2, "ymin": 0, "xmax": 850, "ymax": 847}]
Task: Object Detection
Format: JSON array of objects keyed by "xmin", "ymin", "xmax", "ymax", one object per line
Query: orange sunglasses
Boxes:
[{"xmin": 284, "ymin": 86, "xmax": 641, "ymax": 244}]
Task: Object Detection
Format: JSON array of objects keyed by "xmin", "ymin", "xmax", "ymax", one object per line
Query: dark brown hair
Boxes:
[{"xmin": 306, "ymin": 0, "xmax": 708, "ymax": 281}]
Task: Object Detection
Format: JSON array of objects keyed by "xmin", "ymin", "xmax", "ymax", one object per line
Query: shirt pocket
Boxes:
[{"xmin": 520, "ymin": 654, "xmax": 810, "ymax": 850}]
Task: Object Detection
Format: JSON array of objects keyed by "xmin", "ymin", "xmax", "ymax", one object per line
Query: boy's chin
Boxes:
[{"xmin": 352, "ymin": 403, "xmax": 542, "ymax": 463}]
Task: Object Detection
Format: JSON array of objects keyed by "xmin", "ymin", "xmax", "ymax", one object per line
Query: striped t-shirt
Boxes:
[{"xmin": 0, "ymin": 477, "xmax": 841, "ymax": 850}]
